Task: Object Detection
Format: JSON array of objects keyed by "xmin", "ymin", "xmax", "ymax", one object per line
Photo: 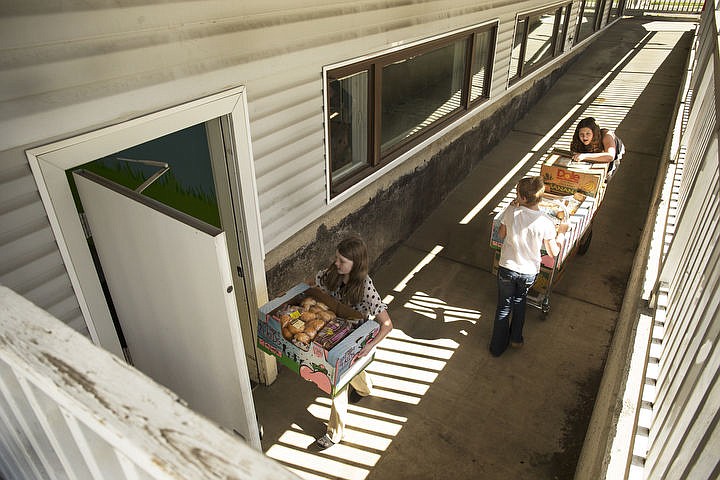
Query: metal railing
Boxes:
[
  {"xmin": 0, "ymin": 285, "xmax": 300, "ymax": 480},
  {"xmin": 624, "ymin": 0, "xmax": 706, "ymax": 14},
  {"xmin": 639, "ymin": 0, "xmax": 720, "ymax": 476},
  {"xmin": 623, "ymin": 1, "xmax": 720, "ymax": 478}
]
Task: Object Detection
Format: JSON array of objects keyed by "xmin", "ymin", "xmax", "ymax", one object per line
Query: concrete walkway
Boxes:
[{"xmin": 253, "ymin": 17, "xmax": 695, "ymax": 480}]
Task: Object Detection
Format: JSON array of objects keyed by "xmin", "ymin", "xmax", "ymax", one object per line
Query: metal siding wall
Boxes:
[
  {"xmin": 0, "ymin": 150, "xmax": 86, "ymax": 335},
  {"xmin": 0, "ymin": 0, "xmax": 582, "ymax": 337},
  {"xmin": 676, "ymin": 67, "xmax": 715, "ymax": 216},
  {"xmin": 646, "ymin": 5, "xmax": 720, "ymax": 476},
  {"xmin": 648, "ymin": 148, "xmax": 720, "ymax": 478},
  {"xmin": 248, "ymin": 0, "xmax": 538, "ymax": 249}
]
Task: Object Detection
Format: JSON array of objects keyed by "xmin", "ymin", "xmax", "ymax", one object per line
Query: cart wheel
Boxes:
[
  {"xmin": 541, "ymin": 298, "xmax": 550, "ymax": 317},
  {"xmin": 578, "ymin": 229, "xmax": 593, "ymax": 255}
]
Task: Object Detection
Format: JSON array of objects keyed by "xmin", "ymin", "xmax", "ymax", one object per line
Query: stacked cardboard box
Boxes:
[
  {"xmin": 489, "ymin": 154, "xmax": 607, "ymax": 302},
  {"xmin": 490, "ymin": 194, "xmax": 596, "ymax": 265},
  {"xmin": 257, "ymin": 284, "xmax": 379, "ymax": 396},
  {"xmin": 489, "ymin": 193, "xmax": 597, "ymax": 298},
  {"xmin": 540, "ymin": 154, "xmax": 608, "ymax": 201}
]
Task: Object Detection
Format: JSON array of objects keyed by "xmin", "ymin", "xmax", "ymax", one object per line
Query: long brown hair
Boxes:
[
  {"xmin": 570, "ymin": 117, "xmax": 603, "ymax": 153},
  {"xmin": 322, "ymin": 236, "xmax": 369, "ymax": 305}
]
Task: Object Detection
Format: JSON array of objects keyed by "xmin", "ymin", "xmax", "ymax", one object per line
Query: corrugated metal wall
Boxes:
[
  {"xmin": 643, "ymin": 3, "xmax": 720, "ymax": 478},
  {"xmin": 0, "ymin": 1, "xmax": 602, "ymax": 337}
]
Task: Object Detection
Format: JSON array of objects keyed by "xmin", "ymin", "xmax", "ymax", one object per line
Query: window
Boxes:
[
  {"xmin": 509, "ymin": 4, "xmax": 572, "ymax": 84},
  {"xmin": 607, "ymin": 0, "xmax": 621, "ymax": 23},
  {"xmin": 575, "ymin": 0, "xmax": 605, "ymax": 43},
  {"xmin": 325, "ymin": 23, "xmax": 497, "ymax": 197}
]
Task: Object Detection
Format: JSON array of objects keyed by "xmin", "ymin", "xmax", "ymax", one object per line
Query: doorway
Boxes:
[{"xmin": 26, "ymin": 87, "xmax": 270, "ymax": 449}]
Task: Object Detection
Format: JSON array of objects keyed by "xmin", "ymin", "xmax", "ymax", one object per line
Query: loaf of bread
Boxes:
[{"xmin": 275, "ymin": 294, "xmax": 348, "ymax": 350}]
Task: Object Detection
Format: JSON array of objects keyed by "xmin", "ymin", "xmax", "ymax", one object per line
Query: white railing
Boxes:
[
  {"xmin": 624, "ymin": 0, "xmax": 706, "ymax": 15},
  {"xmin": 576, "ymin": 9, "xmax": 714, "ymax": 480},
  {"xmin": 594, "ymin": 1, "xmax": 720, "ymax": 478},
  {"xmin": 637, "ymin": 1, "xmax": 720, "ymax": 477},
  {"xmin": 0, "ymin": 285, "xmax": 300, "ymax": 480}
]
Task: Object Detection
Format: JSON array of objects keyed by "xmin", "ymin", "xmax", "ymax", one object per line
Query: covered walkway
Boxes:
[{"xmin": 252, "ymin": 16, "xmax": 696, "ymax": 480}]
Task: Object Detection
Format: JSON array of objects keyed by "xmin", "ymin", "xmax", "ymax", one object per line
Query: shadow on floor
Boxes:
[{"xmin": 252, "ymin": 17, "xmax": 695, "ymax": 480}]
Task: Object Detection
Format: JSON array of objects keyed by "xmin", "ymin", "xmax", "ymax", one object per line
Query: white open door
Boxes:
[{"xmin": 73, "ymin": 169, "xmax": 260, "ymax": 448}]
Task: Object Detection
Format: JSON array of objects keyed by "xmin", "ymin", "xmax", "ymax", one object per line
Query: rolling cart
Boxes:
[
  {"xmin": 490, "ymin": 189, "xmax": 600, "ymax": 318},
  {"xmin": 526, "ymin": 222, "xmax": 593, "ymax": 317},
  {"xmin": 489, "ymin": 149, "xmax": 608, "ymax": 317}
]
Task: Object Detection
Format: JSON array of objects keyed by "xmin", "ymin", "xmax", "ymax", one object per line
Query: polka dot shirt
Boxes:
[{"xmin": 315, "ymin": 269, "xmax": 388, "ymax": 322}]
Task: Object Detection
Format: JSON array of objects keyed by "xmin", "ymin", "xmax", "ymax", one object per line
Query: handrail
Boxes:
[
  {"xmin": 0, "ymin": 285, "xmax": 300, "ymax": 480},
  {"xmin": 624, "ymin": 0, "xmax": 705, "ymax": 15}
]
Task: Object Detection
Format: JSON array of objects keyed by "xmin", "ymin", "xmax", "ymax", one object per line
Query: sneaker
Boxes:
[
  {"xmin": 348, "ymin": 385, "xmax": 366, "ymax": 404},
  {"xmin": 315, "ymin": 434, "xmax": 336, "ymax": 450}
]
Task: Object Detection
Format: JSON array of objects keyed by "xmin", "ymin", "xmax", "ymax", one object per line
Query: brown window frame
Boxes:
[
  {"xmin": 324, "ymin": 23, "xmax": 498, "ymax": 199},
  {"xmin": 607, "ymin": 0, "xmax": 622, "ymax": 23},
  {"xmin": 509, "ymin": 3, "xmax": 572, "ymax": 85},
  {"xmin": 575, "ymin": 0, "xmax": 606, "ymax": 43}
]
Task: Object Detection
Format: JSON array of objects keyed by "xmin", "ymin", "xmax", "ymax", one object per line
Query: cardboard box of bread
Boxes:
[
  {"xmin": 541, "ymin": 153, "xmax": 608, "ymax": 200},
  {"xmin": 257, "ymin": 283, "xmax": 379, "ymax": 396}
]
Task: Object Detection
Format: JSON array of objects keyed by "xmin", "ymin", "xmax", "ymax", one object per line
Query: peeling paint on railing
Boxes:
[{"xmin": 0, "ymin": 285, "xmax": 300, "ymax": 480}]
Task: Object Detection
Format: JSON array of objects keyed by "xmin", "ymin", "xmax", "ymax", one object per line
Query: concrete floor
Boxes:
[{"xmin": 253, "ymin": 17, "xmax": 695, "ymax": 480}]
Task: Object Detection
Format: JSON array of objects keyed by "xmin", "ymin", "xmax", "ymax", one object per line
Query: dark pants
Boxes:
[{"xmin": 489, "ymin": 267, "xmax": 537, "ymax": 357}]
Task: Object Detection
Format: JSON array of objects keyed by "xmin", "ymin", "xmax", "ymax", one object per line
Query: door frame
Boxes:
[{"xmin": 26, "ymin": 86, "xmax": 277, "ymax": 385}]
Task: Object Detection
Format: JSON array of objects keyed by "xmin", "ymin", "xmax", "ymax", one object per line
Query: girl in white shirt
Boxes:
[{"xmin": 490, "ymin": 177, "xmax": 567, "ymax": 357}]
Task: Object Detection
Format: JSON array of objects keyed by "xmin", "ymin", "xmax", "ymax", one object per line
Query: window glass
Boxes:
[
  {"xmin": 328, "ymin": 71, "xmax": 369, "ymax": 184},
  {"xmin": 325, "ymin": 23, "xmax": 497, "ymax": 197},
  {"xmin": 523, "ymin": 11, "xmax": 556, "ymax": 73},
  {"xmin": 470, "ymin": 29, "xmax": 494, "ymax": 102},
  {"xmin": 608, "ymin": 0, "xmax": 620, "ymax": 22},
  {"xmin": 555, "ymin": 6, "xmax": 569, "ymax": 55},
  {"xmin": 576, "ymin": 0, "xmax": 598, "ymax": 42},
  {"xmin": 380, "ymin": 39, "xmax": 467, "ymax": 156},
  {"xmin": 509, "ymin": 18, "xmax": 527, "ymax": 79}
]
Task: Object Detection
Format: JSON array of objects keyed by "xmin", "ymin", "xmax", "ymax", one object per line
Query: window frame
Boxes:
[
  {"xmin": 607, "ymin": 0, "xmax": 621, "ymax": 24},
  {"xmin": 575, "ymin": 0, "xmax": 604, "ymax": 44},
  {"xmin": 323, "ymin": 21, "xmax": 498, "ymax": 201},
  {"xmin": 508, "ymin": 2, "xmax": 573, "ymax": 86}
]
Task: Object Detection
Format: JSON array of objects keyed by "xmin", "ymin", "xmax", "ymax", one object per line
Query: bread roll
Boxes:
[
  {"xmin": 300, "ymin": 297, "xmax": 316, "ymax": 310},
  {"xmin": 282, "ymin": 327, "xmax": 293, "ymax": 340},
  {"xmin": 315, "ymin": 301, "xmax": 329, "ymax": 311},
  {"xmin": 287, "ymin": 319, "xmax": 306, "ymax": 335},
  {"xmin": 294, "ymin": 332, "xmax": 310, "ymax": 344},
  {"xmin": 306, "ymin": 318, "xmax": 325, "ymax": 331},
  {"xmin": 300, "ymin": 311, "xmax": 317, "ymax": 322},
  {"xmin": 318, "ymin": 310, "xmax": 336, "ymax": 322}
]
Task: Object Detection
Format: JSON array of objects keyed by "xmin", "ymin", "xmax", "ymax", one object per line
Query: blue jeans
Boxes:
[{"xmin": 489, "ymin": 267, "xmax": 537, "ymax": 357}]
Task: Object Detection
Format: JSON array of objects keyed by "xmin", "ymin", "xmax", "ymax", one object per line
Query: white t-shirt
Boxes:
[{"xmin": 498, "ymin": 205, "xmax": 556, "ymax": 275}]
